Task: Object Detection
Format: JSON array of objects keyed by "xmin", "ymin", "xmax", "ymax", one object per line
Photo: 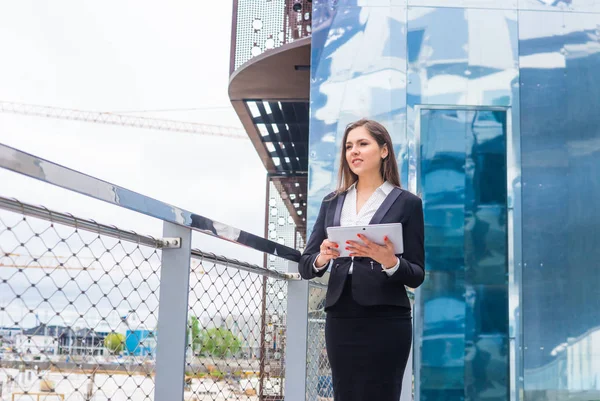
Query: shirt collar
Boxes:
[
  {"xmin": 380, "ymin": 181, "xmax": 395, "ymax": 195},
  {"xmin": 347, "ymin": 181, "xmax": 395, "ymax": 195}
]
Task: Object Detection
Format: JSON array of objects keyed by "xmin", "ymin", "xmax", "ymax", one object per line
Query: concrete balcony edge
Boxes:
[{"xmin": 228, "ymin": 37, "xmax": 311, "ymax": 174}]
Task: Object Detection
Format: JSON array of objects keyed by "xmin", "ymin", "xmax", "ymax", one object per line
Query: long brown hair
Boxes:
[{"xmin": 335, "ymin": 119, "xmax": 401, "ymax": 195}]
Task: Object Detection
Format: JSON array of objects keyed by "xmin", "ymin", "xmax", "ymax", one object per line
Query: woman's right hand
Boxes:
[{"xmin": 315, "ymin": 239, "xmax": 339, "ymax": 268}]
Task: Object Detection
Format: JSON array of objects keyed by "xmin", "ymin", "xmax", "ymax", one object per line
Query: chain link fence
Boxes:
[
  {"xmin": 0, "ymin": 198, "xmax": 162, "ymax": 401},
  {"xmin": 0, "ymin": 197, "xmax": 294, "ymax": 401},
  {"xmin": 184, "ymin": 250, "xmax": 288, "ymax": 401},
  {"xmin": 305, "ymin": 283, "xmax": 332, "ymax": 401},
  {"xmin": 180, "ymin": 178, "xmax": 295, "ymax": 400}
]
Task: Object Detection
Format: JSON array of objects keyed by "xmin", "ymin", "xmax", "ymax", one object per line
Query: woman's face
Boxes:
[{"xmin": 345, "ymin": 126, "xmax": 388, "ymax": 178}]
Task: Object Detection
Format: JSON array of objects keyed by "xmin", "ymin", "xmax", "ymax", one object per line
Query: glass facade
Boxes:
[
  {"xmin": 309, "ymin": 1, "xmax": 600, "ymax": 400},
  {"xmin": 417, "ymin": 107, "xmax": 509, "ymax": 401},
  {"xmin": 519, "ymin": 10, "xmax": 600, "ymax": 400}
]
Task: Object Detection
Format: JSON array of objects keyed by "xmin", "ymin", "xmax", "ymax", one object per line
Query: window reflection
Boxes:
[
  {"xmin": 418, "ymin": 109, "xmax": 508, "ymax": 401},
  {"xmin": 309, "ymin": 3, "xmax": 600, "ymax": 400}
]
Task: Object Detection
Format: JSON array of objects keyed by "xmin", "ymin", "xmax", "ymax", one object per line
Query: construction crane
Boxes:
[
  {"xmin": 1, "ymin": 252, "xmax": 205, "ymax": 273},
  {"xmin": 1, "ymin": 253, "xmax": 97, "ymax": 270},
  {"xmin": 0, "ymin": 101, "xmax": 248, "ymax": 140}
]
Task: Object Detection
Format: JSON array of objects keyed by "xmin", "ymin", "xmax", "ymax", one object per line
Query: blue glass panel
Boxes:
[
  {"xmin": 309, "ymin": 4, "xmax": 408, "ymax": 233},
  {"xmin": 320, "ymin": 0, "xmax": 409, "ymax": 6},
  {"xmin": 464, "ymin": 109, "xmax": 509, "ymax": 401},
  {"xmin": 407, "ymin": 7, "xmax": 518, "ymax": 107},
  {"xmin": 407, "ymin": 0, "xmax": 517, "ymax": 9},
  {"xmin": 518, "ymin": 0, "xmax": 600, "ymax": 12},
  {"xmin": 418, "ymin": 108, "xmax": 508, "ymax": 401},
  {"xmin": 308, "ymin": 3, "xmax": 600, "ymax": 400},
  {"xmin": 519, "ymin": 10, "xmax": 600, "ymax": 400},
  {"xmin": 404, "ymin": 0, "xmax": 600, "ymax": 10}
]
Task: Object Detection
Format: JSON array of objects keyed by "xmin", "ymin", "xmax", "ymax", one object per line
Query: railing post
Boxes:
[
  {"xmin": 154, "ymin": 222, "xmax": 192, "ymax": 401},
  {"xmin": 284, "ymin": 261, "xmax": 309, "ymax": 401}
]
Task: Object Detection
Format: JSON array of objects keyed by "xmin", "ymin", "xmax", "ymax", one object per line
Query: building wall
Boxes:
[
  {"xmin": 15, "ymin": 334, "xmax": 54, "ymax": 354},
  {"xmin": 0, "ymin": 327, "xmax": 21, "ymax": 344},
  {"xmin": 308, "ymin": 1, "xmax": 600, "ymax": 400}
]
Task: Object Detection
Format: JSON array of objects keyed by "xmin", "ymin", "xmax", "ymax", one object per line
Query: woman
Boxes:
[{"xmin": 299, "ymin": 119, "xmax": 425, "ymax": 401}]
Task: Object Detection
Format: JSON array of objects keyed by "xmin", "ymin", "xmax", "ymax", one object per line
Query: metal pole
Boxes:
[
  {"xmin": 283, "ymin": 0, "xmax": 290, "ymax": 44},
  {"xmin": 259, "ymin": 177, "xmax": 270, "ymax": 400},
  {"xmin": 259, "ymin": 275, "xmax": 269, "ymax": 400},
  {"xmin": 283, "ymin": 260, "xmax": 309, "ymax": 401},
  {"xmin": 154, "ymin": 222, "xmax": 192, "ymax": 401},
  {"xmin": 229, "ymin": 0, "xmax": 239, "ymax": 75}
]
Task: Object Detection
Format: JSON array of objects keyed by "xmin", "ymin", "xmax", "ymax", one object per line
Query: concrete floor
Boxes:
[{"xmin": 0, "ymin": 367, "xmax": 275, "ymax": 401}]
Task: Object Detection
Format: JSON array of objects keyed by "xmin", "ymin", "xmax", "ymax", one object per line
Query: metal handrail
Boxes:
[
  {"xmin": 0, "ymin": 195, "xmax": 290, "ymax": 280},
  {"xmin": 0, "ymin": 143, "xmax": 301, "ymax": 262},
  {"xmin": 0, "ymin": 195, "xmax": 163, "ymax": 248}
]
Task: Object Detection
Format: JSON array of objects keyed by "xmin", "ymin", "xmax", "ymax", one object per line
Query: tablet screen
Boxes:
[{"xmin": 326, "ymin": 223, "xmax": 404, "ymax": 257}]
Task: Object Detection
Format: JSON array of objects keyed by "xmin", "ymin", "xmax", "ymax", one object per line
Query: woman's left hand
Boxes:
[{"xmin": 345, "ymin": 234, "xmax": 398, "ymax": 269}]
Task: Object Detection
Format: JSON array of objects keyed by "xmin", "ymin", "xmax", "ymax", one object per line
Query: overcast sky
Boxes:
[
  {"xmin": 0, "ymin": 1, "xmax": 267, "ymax": 259},
  {"xmin": 0, "ymin": 2, "xmax": 272, "ymax": 329}
]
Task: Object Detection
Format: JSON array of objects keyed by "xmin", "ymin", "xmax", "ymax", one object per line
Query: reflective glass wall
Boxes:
[
  {"xmin": 519, "ymin": 9, "xmax": 600, "ymax": 400},
  {"xmin": 309, "ymin": 1, "xmax": 600, "ymax": 401},
  {"xmin": 417, "ymin": 107, "xmax": 508, "ymax": 401}
]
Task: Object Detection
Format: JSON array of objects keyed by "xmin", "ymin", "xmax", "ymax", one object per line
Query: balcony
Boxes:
[
  {"xmin": 0, "ymin": 143, "xmax": 332, "ymax": 401},
  {"xmin": 229, "ymin": 0, "xmax": 312, "ymax": 238}
]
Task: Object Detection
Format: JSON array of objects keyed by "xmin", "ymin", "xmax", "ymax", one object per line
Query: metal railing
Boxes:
[
  {"xmin": 0, "ymin": 144, "xmax": 300, "ymax": 263},
  {"xmin": 0, "ymin": 143, "xmax": 320, "ymax": 401}
]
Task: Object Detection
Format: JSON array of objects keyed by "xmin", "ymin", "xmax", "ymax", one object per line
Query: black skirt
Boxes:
[{"xmin": 325, "ymin": 275, "xmax": 412, "ymax": 401}]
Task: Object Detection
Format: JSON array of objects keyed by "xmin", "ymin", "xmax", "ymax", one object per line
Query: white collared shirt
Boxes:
[{"xmin": 314, "ymin": 181, "xmax": 401, "ymax": 275}]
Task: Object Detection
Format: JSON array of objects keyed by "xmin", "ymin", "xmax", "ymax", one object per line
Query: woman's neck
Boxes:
[{"xmin": 356, "ymin": 174, "xmax": 384, "ymax": 194}]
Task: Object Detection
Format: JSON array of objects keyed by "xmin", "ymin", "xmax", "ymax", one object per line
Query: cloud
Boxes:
[{"xmin": 0, "ymin": 1, "xmax": 279, "ymax": 330}]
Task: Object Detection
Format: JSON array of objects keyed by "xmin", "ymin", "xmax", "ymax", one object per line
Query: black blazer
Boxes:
[{"xmin": 298, "ymin": 187, "xmax": 425, "ymax": 310}]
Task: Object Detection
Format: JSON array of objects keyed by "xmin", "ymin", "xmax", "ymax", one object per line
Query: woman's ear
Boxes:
[{"xmin": 381, "ymin": 144, "xmax": 389, "ymax": 159}]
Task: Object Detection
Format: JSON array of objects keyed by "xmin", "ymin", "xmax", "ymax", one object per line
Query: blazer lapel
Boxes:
[
  {"xmin": 332, "ymin": 192, "xmax": 346, "ymax": 227},
  {"xmin": 369, "ymin": 187, "xmax": 402, "ymax": 225}
]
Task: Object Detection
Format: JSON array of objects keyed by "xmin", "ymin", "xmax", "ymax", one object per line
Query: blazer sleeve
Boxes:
[
  {"xmin": 298, "ymin": 195, "xmax": 331, "ymax": 280},
  {"xmin": 387, "ymin": 196, "xmax": 425, "ymax": 288}
]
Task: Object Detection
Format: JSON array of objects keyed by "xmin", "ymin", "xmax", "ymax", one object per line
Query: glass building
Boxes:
[
  {"xmin": 307, "ymin": 1, "xmax": 600, "ymax": 401},
  {"xmin": 228, "ymin": 0, "xmax": 600, "ymax": 399}
]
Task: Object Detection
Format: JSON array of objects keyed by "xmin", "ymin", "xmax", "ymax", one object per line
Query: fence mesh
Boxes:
[
  {"xmin": 184, "ymin": 249, "xmax": 288, "ymax": 401},
  {"xmin": 305, "ymin": 284, "xmax": 332, "ymax": 401},
  {"xmin": 0, "ymin": 205, "xmax": 161, "ymax": 401},
  {"xmin": 0, "ymin": 199, "xmax": 296, "ymax": 401}
]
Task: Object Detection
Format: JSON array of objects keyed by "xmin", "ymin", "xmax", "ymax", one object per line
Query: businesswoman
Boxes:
[{"xmin": 299, "ymin": 119, "xmax": 425, "ymax": 401}]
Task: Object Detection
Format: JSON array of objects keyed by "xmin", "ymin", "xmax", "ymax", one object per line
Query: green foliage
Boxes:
[
  {"xmin": 104, "ymin": 332, "xmax": 125, "ymax": 354},
  {"xmin": 200, "ymin": 327, "xmax": 242, "ymax": 358},
  {"xmin": 187, "ymin": 316, "xmax": 242, "ymax": 358},
  {"xmin": 210, "ymin": 370, "xmax": 225, "ymax": 380},
  {"xmin": 187, "ymin": 316, "xmax": 203, "ymax": 354}
]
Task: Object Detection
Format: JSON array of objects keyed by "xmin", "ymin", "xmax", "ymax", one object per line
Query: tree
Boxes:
[
  {"xmin": 187, "ymin": 316, "xmax": 203, "ymax": 354},
  {"xmin": 104, "ymin": 333, "xmax": 125, "ymax": 354},
  {"xmin": 201, "ymin": 328, "xmax": 241, "ymax": 358}
]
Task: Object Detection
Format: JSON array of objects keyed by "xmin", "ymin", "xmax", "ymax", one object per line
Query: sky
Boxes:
[{"xmin": 0, "ymin": 2, "xmax": 272, "ymax": 330}]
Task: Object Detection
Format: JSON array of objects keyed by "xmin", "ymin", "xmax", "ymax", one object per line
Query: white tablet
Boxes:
[{"xmin": 326, "ymin": 223, "xmax": 404, "ymax": 258}]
